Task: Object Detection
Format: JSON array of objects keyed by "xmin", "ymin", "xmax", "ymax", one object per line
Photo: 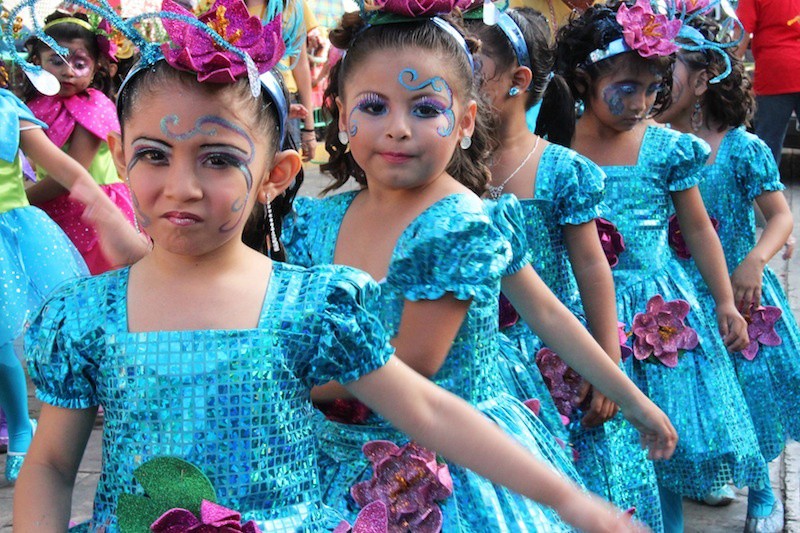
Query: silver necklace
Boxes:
[{"xmin": 487, "ymin": 136, "xmax": 540, "ymax": 199}]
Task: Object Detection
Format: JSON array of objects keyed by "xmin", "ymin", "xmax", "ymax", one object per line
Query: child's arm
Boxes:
[
  {"xmin": 20, "ymin": 124, "xmax": 149, "ymax": 267},
  {"xmin": 26, "ymin": 124, "xmax": 102, "ymax": 205},
  {"xmin": 501, "ymin": 265, "xmax": 677, "ymax": 458},
  {"xmin": 731, "ymin": 191, "xmax": 793, "ymax": 310},
  {"xmin": 13, "ymin": 404, "xmax": 97, "ymax": 532},
  {"xmin": 347, "ymin": 356, "xmax": 648, "ymax": 533},
  {"xmin": 563, "ymin": 222, "xmax": 622, "ymax": 427},
  {"xmin": 311, "ymin": 295, "xmax": 471, "ymax": 402},
  {"xmin": 671, "ymin": 187, "xmax": 749, "ymax": 352}
]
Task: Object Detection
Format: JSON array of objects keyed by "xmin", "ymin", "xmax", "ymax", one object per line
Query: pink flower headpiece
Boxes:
[
  {"xmin": 161, "ymin": 0, "xmax": 284, "ymax": 85},
  {"xmin": 362, "ymin": 0, "xmax": 473, "ymax": 19}
]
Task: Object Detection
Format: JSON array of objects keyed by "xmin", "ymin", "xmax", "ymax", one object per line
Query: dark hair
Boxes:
[
  {"xmin": 465, "ymin": 8, "xmax": 575, "ymax": 146},
  {"xmin": 24, "ymin": 11, "xmax": 113, "ymax": 99},
  {"xmin": 320, "ymin": 13, "xmax": 496, "ymax": 195},
  {"xmin": 674, "ymin": 16, "xmax": 754, "ymax": 130},
  {"xmin": 117, "ymin": 61, "xmax": 302, "ymax": 260},
  {"xmin": 555, "ymin": 0, "xmax": 674, "ymax": 134}
]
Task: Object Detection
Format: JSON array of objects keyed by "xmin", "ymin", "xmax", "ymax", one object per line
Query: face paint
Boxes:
[
  {"xmin": 348, "ymin": 92, "xmax": 387, "ymax": 137},
  {"xmin": 397, "ymin": 68, "xmax": 455, "ymax": 137},
  {"xmin": 602, "ymin": 85, "xmax": 627, "ymax": 116}
]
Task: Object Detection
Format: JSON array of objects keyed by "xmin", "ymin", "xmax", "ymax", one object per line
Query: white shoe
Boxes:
[{"xmin": 744, "ymin": 499, "xmax": 784, "ymax": 533}]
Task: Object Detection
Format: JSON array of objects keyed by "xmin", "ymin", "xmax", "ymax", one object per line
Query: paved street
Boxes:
[{"xmin": 2, "ymin": 158, "xmax": 800, "ymax": 531}]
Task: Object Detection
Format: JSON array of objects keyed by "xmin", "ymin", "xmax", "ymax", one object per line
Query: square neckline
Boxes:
[
  {"xmin": 596, "ymin": 125, "xmax": 654, "ymax": 170},
  {"xmin": 121, "ymin": 262, "xmax": 278, "ymax": 335}
]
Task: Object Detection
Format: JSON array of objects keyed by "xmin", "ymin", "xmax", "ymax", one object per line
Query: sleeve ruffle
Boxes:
[
  {"xmin": 555, "ymin": 150, "xmax": 607, "ymax": 225},
  {"xmin": 0, "ymin": 89, "xmax": 46, "ymax": 163},
  {"xmin": 282, "ymin": 196, "xmax": 317, "ymax": 267},
  {"xmin": 735, "ymin": 131, "xmax": 784, "ymax": 201},
  {"xmin": 388, "ymin": 196, "xmax": 511, "ymax": 302},
  {"xmin": 25, "ymin": 280, "xmax": 102, "ymax": 409},
  {"xmin": 303, "ymin": 266, "xmax": 394, "ymax": 387},
  {"xmin": 484, "ymin": 194, "xmax": 531, "ymax": 276},
  {"xmin": 63, "ymin": 88, "xmax": 120, "ymax": 141},
  {"xmin": 664, "ymin": 131, "xmax": 711, "ymax": 192}
]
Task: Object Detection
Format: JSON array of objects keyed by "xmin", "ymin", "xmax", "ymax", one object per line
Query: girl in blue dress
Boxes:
[
  {"xmin": 0, "ymin": 46, "xmax": 145, "ymax": 483},
  {"xmin": 465, "ymin": 7, "xmax": 663, "ymax": 530},
  {"xmin": 656, "ymin": 15, "xmax": 798, "ymax": 531},
  {"xmin": 284, "ymin": 1, "xmax": 677, "ymax": 530},
  {"xmin": 556, "ymin": 1, "xmax": 768, "ymax": 531},
  {"xmin": 12, "ymin": 1, "xmax": 659, "ymax": 531}
]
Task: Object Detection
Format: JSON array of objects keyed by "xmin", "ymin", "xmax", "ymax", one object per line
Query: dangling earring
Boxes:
[
  {"xmin": 508, "ymin": 87, "xmax": 520, "ymax": 97},
  {"xmin": 460, "ymin": 136, "xmax": 472, "ymax": 150},
  {"xmin": 266, "ymin": 194, "xmax": 280, "ymax": 253},
  {"xmin": 574, "ymin": 98, "xmax": 585, "ymax": 118},
  {"xmin": 337, "ymin": 130, "xmax": 349, "ymax": 145},
  {"xmin": 690, "ymin": 101, "xmax": 703, "ymax": 132}
]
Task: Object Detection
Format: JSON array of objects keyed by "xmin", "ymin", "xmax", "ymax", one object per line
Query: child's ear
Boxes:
[
  {"xmin": 458, "ymin": 99, "xmax": 478, "ymax": 141},
  {"xmin": 258, "ymin": 149, "xmax": 303, "ymax": 202},
  {"xmin": 511, "ymin": 66, "xmax": 533, "ymax": 96},
  {"xmin": 108, "ymin": 132, "xmax": 126, "ymax": 178},
  {"xmin": 336, "ymin": 96, "xmax": 347, "ymax": 134},
  {"xmin": 692, "ymin": 69, "xmax": 710, "ymax": 97}
]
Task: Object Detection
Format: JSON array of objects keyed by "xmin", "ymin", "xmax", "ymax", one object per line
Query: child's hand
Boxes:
[
  {"xmin": 289, "ymin": 104, "xmax": 309, "ymax": 120},
  {"xmin": 581, "ymin": 387, "xmax": 619, "ymax": 427},
  {"xmin": 715, "ymin": 303, "xmax": 750, "ymax": 353},
  {"xmin": 620, "ymin": 395, "xmax": 677, "ymax": 460},
  {"xmin": 556, "ymin": 492, "xmax": 649, "ymax": 533},
  {"xmin": 731, "ymin": 256, "xmax": 765, "ymax": 311}
]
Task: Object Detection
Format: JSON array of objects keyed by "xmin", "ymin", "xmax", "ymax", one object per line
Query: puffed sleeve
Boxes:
[
  {"xmin": 664, "ymin": 131, "xmax": 711, "ymax": 191},
  {"xmin": 387, "ymin": 195, "xmax": 511, "ymax": 302},
  {"xmin": 0, "ymin": 88, "xmax": 46, "ymax": 163},
  {"xmin": 283, "ymin": 196, "xmax": 317, "ymax": 267},
  {"xmin": 25, "ymin": 279, "xmax": 104, "ymax": 409},
  {"xmin": 484, "ymin": 194, "xmax": 531, "ymax": 276},
  {"xmin": 297, "ymin": 265, "xmax": 394, "ymax": 387},
  {"xmin": 735, "ymin": 131, "xmax": 784, "ymax": 201},
  {"xmin": 553, "ymin": 148, "xmax": 607, "ymax": 225}
]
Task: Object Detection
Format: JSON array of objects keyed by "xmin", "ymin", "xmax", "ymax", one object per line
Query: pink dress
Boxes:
[{"xmin": 28, "ymin": 88, "xmax": 136, "ymax": 274}]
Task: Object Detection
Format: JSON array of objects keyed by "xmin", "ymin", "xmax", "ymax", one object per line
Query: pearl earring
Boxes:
[
  {"xmin": 337, "ymin": 130, "xmax": 349, "ymax": 145},
  {"xmin": 508, "ymin": 87, "xmax": 520, "ymax": 97},
  {"xmin": 460, "ymin": 136, "xmax": 472, "ymax": 150},
  {"xmin": 266, "ymin": 194, "xmax": 280, "ymax": 253}
]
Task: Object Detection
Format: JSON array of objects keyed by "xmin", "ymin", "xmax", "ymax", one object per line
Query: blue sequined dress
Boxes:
[
  {"xmin": 284, "ymin": 191, "xmax": 580, "ymax": 531},
  {"xmin": 600, "ymin": 126, "xmax": 766, "ymax": 498},
  {"xmin": 497, "ymin": 143, "xmax": 663, "ymax": 530},
  {"xmin": 676, "ymin": 127, "xmax": 800, "ymax": 462},
  {"xmin": 26, "ymin": 263, "xmax": 395, "ymax": 532},
  {"xmin": 0, "ymin": 88, "xmax": 87, "ymax": 347}
]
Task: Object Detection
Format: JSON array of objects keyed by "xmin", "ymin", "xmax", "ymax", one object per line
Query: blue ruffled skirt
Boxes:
[
  {"xmin": 615, "ymin": 260, "xmax": 767, "ymax": 498},
  {"xmin": 316, "ymin": 392, "xmax": 578, "ymax": 532},
  {"xmin": 0, "ymin": 206, "xmax": 87, "ymax": 346}
]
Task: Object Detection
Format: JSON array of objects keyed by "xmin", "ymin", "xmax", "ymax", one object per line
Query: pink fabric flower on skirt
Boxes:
[
  {"xmin": 161, "ymin": 0, "xmax": 285, "ymax": 83},
  {"xmin": 631, "ymin": 295, "xmax": 698, "ymax": 368},
  {"xmin": 351, "ymin": 441, "xmax": 453, "ymax": 533},
  {"xmin": 333, "ymin": 501, "xmax": 389, "ymax": 533},
  {"xmin": 668, "ymin": 213, "xmax": 720, "ymax": 260},
  {"xmin": 150, "ymin": 499, "xmax": 261, "ymax": 533},
  {"xmin": 741, "ymin": 305, "xmax": 782, "ymax": 360},
  {"xmin": 616, "ymin": 0, "xmax": 682, "ymax": 58},
  {"xmin": 535, "ymin": 348, "xmax": 586, "ymax": 419},
  {"xmin": 618, "ymin": 321, "xmax": 634, "ymax": 361},
  {"xmin": 595, "ymin": 218, "xmax": 625, "ymax": 268},
  {"xmin": 498, "ymin": 293, "xmax": 520, "ymax": 329}
]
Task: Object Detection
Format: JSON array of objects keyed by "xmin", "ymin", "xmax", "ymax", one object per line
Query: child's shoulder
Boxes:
[
  {"xmin": 642, "ymin": 125, "xmax": 710, "ymax": 171},
  {"xmin": 273, "ymin": 261, "xmax": 380, "ymax": 306}
]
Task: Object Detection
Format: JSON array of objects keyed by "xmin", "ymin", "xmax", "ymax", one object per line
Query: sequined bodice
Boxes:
[
  {"xmin": 285, "ymin": 192, "xmax": 512, "ymax": 404},
  {"xmin": 601, "ymin": 127, "xmax": 710, "ymax": 290},
  {"xmin": 26, "ymin": 264, "xmax": 392, "ymax": 532}
]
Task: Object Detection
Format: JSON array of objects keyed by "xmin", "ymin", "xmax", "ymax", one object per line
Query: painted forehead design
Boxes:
[{"xmin": 398, "ymin": 68, "xmax": 455, "ymax": 137}]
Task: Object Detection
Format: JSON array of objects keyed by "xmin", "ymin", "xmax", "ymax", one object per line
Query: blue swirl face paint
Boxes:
[
  {"xmin": 397, "ymin": 68, "xmax": 455, "ymax": 137},
  {"xmin": 348, "ymin": 92, "xmax": 387, "ymax": 137},
  {"xmin": 126, "ymin": 114, "xmax": 257, "ymax": 233}
]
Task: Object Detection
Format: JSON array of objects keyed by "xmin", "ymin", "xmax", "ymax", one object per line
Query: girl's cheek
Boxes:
[{"xmin": 602, "ymin": 86, "xmax": 626, "ymax": 116}]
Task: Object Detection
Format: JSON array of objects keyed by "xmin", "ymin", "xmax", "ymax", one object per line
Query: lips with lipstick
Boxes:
[
  {"xmin": 379, "ymin": 151, "xmax": 413, "ymax": 163},
  {"xmin": 163, "ymin": 211, "xmax": 203, "ymax": 226}
]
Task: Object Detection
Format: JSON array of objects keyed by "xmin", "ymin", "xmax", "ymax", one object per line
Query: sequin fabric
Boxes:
[
  {"xmin": 676, "ymin": 127, "xmax": 800, "ymax": 462},
  {"xmin": 492, "ymin": 144, "xmax": 663, "ymax": 532},
  {"xmin": 284, "ymin": 192, "xmax": 579, "ymax": 531},
  {"xmin": 0, "ymin": 88, "xmax": 87, "ymax": 346},
  {"xmin": 26, "ymin": 263, "xmax": 395, "ymax": 532},
  {"xmin": 602, "ymin": 125, "xmax": 767, "ymax": 498}
]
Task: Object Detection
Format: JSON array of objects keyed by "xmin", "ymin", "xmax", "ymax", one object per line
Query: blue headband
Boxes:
[
  {"xmin": 494, "ymin": 12, "xmax": 532, "ymax": 89},
  {"xmin": 432, "ymin": 17, "xmax": 475, "ymax": 72},
  {"xmin": 585, "ymin": 37, "xmax": 632, "ymax": 66}
]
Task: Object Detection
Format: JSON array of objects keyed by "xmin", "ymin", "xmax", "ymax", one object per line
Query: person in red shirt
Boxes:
[{"xmin": 737, "ymin": 0, "xmax": 800, "ymax": 165}]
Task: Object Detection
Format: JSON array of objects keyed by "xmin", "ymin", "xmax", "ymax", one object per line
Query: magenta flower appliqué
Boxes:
[
  {"xmin": 677, "ymin": 0, "xmax": 710, "ymax": 13},
  {"xmin": 316, "ymin": 398, "xmax": 373, "ymax": 425},
  {"xmin": 150, "ymin": 499, "xmax": 261, "ymax": 533},
  {"xmin": 161, "ymin": 0, "xmax": 285, "ymax": 84},
  {"xmin": 618, "ymin": 322, "xmax": 634, "ymax": 361},
  {"xmin": 334, "ymin": 501, "xmax": 389, "ymax": 533},
  {"xmin": 96, "ymin": 19, "xmax": 118, "ymax": 63},
  {"xmin": 351, "ymin": 441, "xmax": 453, "ymax": 533},
  {"xmin": 535, "ymin": 348, "xmax": 586, "ymax": 419},
  {"xmin": 668, "ymin": 214, "xmax": 720, "ymax": 260},
  {"xmin": 595, "ymin": 218, "xmax": 626, "ymax": 268},
  {"xmin": 631, "ymin": 295, "xmax": 698, "ymax": 368},
  {"xmin": 372, "ymin": 0, "xmax": 473, "ymax": 18},
  {"xmin": 741, "ymin": 305, "xmax": 782, "ymax": 360},
  {"xmin": 616, "ymin": 0, "xmax": 682, "ymax": 58},
  {"xmin": 498, "ymin": 293, "xmax": 520, "ymax": 329}
]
